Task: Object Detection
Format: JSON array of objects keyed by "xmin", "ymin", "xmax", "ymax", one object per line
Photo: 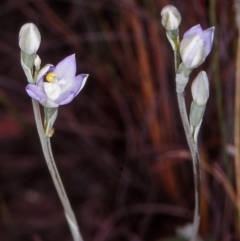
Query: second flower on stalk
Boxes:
[{"xmin": 180, "ymin": 24, "xmax": 214, "ymax": 70}]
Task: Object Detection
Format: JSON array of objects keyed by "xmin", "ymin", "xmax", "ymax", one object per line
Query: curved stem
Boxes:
[
  {"xmin": 177, "ymin": 92, "xmax": 201, "ymax": 241},
  {"xmin": 166, "ymin": 21, "xmax": 201, "ymax": 241},
  {"xmin": 31, "ymin": 99, "xmax": 83, "ymax": 241}
]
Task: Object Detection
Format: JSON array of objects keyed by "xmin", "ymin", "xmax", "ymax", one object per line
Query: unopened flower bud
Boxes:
[
  {"xmin": 180, "ymin": 25, "xmax": 214, "ymax": 69},
  {"xmin": 19, "ymin": 23, "xmax": 41, "ymax": 55},
  {"xmin": 161, "ymin": 5, "xmax": 181, "ymax": 31},
  {"xmin": 191, "ymin": 71, "xmax": 209, "ymax": 105},
  {"xmin": 34, "ymin": 55, "xmax": 41, "ymax": 72}
]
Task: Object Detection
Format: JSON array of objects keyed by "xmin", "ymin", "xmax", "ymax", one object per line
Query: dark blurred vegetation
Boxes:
[{"xmin": 0, "ymin": 0, "xmax": 238, "ymax": 240}]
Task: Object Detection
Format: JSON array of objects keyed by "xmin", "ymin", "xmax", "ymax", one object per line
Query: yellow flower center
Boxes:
[{"xmin": 45, "ymin": 72, "xmax": 57, "ymax": 83}]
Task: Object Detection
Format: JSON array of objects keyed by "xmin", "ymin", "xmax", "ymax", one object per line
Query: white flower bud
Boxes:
[
  {"xmin": 191, "ymin": 71, "xmax": 209, "ymax": 105},
  {"xmin": 19, "ymin": 23, "xmax": 41, "ymax": 55},
  {"xmin": 180, "ymin": 35, "xmax": 205, "ymax": 69},
  {"xmin": 34, "ymin": 55, "xmax": 41, "ymax": 72},
  {"xmin": 161, "ymin": 5, "xmax": 181, "ymax": 31}
]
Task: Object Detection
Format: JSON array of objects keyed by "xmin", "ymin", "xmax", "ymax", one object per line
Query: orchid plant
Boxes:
[
  {"xmin": 161, "ymin": 5, "xmax": 214, "ymax": 241},
  {"xmin": 19, "ymin": 23, "xmax": 87, "ymax": 241}
]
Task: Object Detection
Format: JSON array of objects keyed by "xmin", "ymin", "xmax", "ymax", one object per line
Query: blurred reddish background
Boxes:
[{"xmin": 0, "ymin": 0, "xmax": 237, "ymax": 240}]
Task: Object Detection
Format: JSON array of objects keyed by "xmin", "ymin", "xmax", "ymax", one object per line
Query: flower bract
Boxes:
[{"xmin": 26, "ymin": 54, "xmax": 88, "ymax": 108}]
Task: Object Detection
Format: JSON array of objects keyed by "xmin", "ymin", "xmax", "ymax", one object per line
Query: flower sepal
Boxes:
[
  {"xmin": 21, "ymin": 51, "xmax": 37, "ymax": 83},
  {"xmin": 190, "ymin": 118, "xmax": 203, "ymax": 143},
  {"xmin": 44, "ymin": 107, "xmax": 58, "ymax": 137},
  {"xmin": 166, "ymin": 30, "xmax": 179, "ymax": 51},
  {"xmin": 175, "ymin": 72, "xmax": 189, "ymax": 93},
  {"xmin": 190, "ymin": 101, "xmax": 206, "ymax": 129},
  {"xmin": 177, "ymin": 63, "xmax": 192, "ymax": 77},
  {"xmin": 175, "ymin": 63, "xmax": 193, "ymax": 93}
]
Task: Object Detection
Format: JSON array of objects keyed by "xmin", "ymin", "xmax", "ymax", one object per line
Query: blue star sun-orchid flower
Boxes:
[
  {"xmin": 26, "ymin": 54, "xmax": 88, "ymax": 108},
  {"xmin": 180, "ymin": 24, "xmax": 214, "ymax": 69}
]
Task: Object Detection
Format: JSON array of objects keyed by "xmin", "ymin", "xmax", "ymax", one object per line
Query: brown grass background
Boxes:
[{"xmin": 0, "ymin": 0, "xmax": 238, "ymax": 240}]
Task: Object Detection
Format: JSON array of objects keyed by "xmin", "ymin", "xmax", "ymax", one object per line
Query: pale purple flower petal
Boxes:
[
  {"xmin": 78, "ymin": 74, "xmax": 88, "ymax": 92},
  {"xmin": 70, "ymin": 74, "xmax": 89, "ymax": 95},
  {"xmin": 26, "ymin": 84, "xmax": 47, "ymax": 101},
  {"xmin": 56, "ymin": 92, "xmax": 75, "ymax": 105},
  {"xmin": 54, "ymin": 54, "xmax": 76, "ymax": 81},
  {"xmin": 202, "ymin": 27, "xmax": 214, "ymax": 56},
  {"xmin": 183, "ymin": 24, "xmax": 202, "ymax": 38}
]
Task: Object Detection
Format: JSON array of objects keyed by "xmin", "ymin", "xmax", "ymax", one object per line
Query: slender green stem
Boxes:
[
  {"xmin": 174, "ymin": 49, "xmax": 180, "ymax": 73},
  {"xmin": 31, "ymin": 99, "xmax": 83, "ymax": 241},
  {"xmin": 166, "ymin": 30, "xmax": 180, "ymax": 72},
  {"xmin": 177, "ymin": 91, "xmax": 201, "ymax": 241},
  {"xmin": 173, "ymin": 40, "xmax": 180, "ymax": 72},
  {"xmin": 165, "ymin": 27, "xmax": 201, "ymax": 240}
]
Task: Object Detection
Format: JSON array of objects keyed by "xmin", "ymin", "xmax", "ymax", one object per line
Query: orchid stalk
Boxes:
[
  {"xmin": 161, "ymin": 7, "xmax": 214, "ymax": 241},
  {"xmin": 19, "ymin": 23, "xmax": 88, "ymax": 241}
]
